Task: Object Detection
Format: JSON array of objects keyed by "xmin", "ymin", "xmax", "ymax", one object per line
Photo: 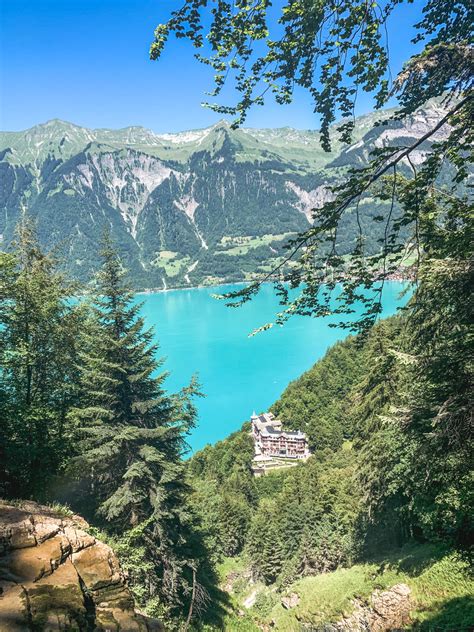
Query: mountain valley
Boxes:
[{"xmin": 0, "ymin": 101, "xmax": 449, "ymax": 288}]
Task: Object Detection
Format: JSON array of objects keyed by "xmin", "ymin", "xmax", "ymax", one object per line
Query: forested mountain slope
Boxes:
[
  {"xmin": 0, "ymin": 101, "xmax": 449, "ymax": 289},
  {"xmin": 187, "ymin": 302, "xmax": 473, "ymax": 629},
  {"xmin": 1, "ymin": 214, "xmax": 471, "ymax": 630}
]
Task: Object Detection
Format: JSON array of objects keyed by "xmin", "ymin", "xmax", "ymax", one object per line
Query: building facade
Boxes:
[{"xmin": 251, "ymin": 412, "xmax": 310, "ymax": 459}]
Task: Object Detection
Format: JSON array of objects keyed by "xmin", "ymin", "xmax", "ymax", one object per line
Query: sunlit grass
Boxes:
[{"xmin": 217, "ymin": 543, "xmax": 474, "ymax": 631}]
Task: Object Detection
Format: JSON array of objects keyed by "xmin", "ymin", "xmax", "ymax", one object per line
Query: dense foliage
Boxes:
[
  {"xmin": 150, "ymin": 6, "xmax": 473, "ymax": 621},
  {"xmin": 1, "ymin": 0, "xmax": 472, "ymax": 628},
  {"xmin": 188, "ymin": 287, "xmax": 472, "ymax": 591},
  {"xmin": 1, "ymin": 215, "xmax": 472, "ymax": 628},
  {"xmin": 0, "ymin": 221, "xmax": 82, "ymax": 499},
  {"xmin": 272, "ymin": 336, "xmax": 368, "ymax": 452},
  {"xmin": 0, "ymin": 225, "xmax": 217, "ymax": 629},
  {"xmin": 186, "ymin": 332, "xmax": 366, "ymax": 587},
  {"xmin": 246, "ymin": 448, "xmax": 360, "ymax": 586},
  {"xmin": 68, "ymin": 234, "xmax": 207, "ymax": 620},
  {"xmin": 188, "ymin": 428, "xmax": 257, "ymax": 560},
  {"xmin": 357, "ymin": 242, "xmax": 473, "ymax": 548}
]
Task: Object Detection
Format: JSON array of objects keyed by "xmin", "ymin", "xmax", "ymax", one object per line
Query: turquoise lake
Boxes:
[{"xmin": 138, "ymin": 282, "xmax": 409, "ymax": 453}]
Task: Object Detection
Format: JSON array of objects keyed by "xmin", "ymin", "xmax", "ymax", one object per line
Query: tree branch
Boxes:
[{"xmin": 221, "ymin": 94, "xmax": 471, "ymax": 301}]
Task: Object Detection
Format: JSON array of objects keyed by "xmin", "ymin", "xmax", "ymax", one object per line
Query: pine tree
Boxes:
[
  {"xmin": 0, "ymin": 220, "xmax": 80, "ymax": 498},
  {"xmin": 218, "ymin": 493, "xmax": 251, "ymax": 556},
  {"xmin": 357, "ymin": 195, "xmax": 474, "ymax": 548},
  {"xmin": 70, "ymin": 232, "xmax": 201, "ymax": 616},
  {"xmin": 246, "ymin": 498, "xmax": 285, "ymax": 583}
]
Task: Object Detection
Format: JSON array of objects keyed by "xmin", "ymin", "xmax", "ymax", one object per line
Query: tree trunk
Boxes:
[{"xmin": 182, "ymin": 566, "xmax": 196, "ymax": 632}]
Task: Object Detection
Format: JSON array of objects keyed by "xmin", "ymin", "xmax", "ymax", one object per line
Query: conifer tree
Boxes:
[
  {"xmin": 0, "ymin": 220, "xmax": 79, "ymax": 498},
  {"xmin": 246, "ymin": 498, "xmax": 284, "ymax": 583},
  {"xmin": 218, "ymin": 493, "xmax": 251, "ymax": 556},
  {"xmin": 70, "ymin": 232, "xmax": 202, "ymax": 616},
  {"xmin": 358, "ymin": 196, "xmax": 473, "ymax": 547}
]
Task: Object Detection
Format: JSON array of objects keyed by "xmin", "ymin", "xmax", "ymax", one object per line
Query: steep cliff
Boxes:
[{"xmin": 0, "ymin": 501, "xmax": 162, "ymax": 632}]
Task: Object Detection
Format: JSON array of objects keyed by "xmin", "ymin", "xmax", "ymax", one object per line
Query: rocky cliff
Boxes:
[{"xmin": 0, "ymin": 501, "xmax": 162, "ymax": 631}]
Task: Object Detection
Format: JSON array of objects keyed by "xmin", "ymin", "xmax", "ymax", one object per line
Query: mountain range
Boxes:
[{"xmin": 0, "ymin": 101, "xmax": 449, "ymax": 289}]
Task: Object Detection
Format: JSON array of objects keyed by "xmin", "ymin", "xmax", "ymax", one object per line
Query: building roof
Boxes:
[{"xmin": 251, "ymin": 412, "xmax": 307, "ymax": 441}]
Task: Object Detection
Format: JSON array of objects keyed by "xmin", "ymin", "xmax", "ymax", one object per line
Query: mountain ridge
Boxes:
[
  {"xmin": 0, "ymin": 110, "xmax": 396, "ymax": 165},
  {"xmin": 0, "ymin": 101, "xmax": 449, "ymax": 289}
]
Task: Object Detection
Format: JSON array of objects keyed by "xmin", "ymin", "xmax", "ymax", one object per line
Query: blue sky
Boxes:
[{"xmin": 0, "ymin": 0, "xmax": 424, "ymax": 133}]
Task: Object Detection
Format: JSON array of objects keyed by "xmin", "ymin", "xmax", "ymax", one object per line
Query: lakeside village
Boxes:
[{"xmin": 250, "ymin": 412, "xmax": 311, "ymax": 476}]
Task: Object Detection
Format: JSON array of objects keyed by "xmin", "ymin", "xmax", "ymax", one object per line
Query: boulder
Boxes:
[
  {"xmin": 332, "ymin": 583, "xmax": 412, "ymax": 631},
  {"xmin": 0, "ymin": 500, "xmax": 163, "ymax": 631},
  {"xmin": 370, "ymin": 583, "xmax": 412, "ymax": 631},
  {"xmin": 281, "ymin": 592, "xmax": 300, "ymax": 609},
  {"xmin": 0, "ymin": 581, "xmax": 28, "ymax": 631}
]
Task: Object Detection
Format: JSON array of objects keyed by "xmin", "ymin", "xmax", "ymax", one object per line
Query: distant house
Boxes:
[{"xmin": 251, "ymin": 412, "xmax": 310, "ymax": 460}]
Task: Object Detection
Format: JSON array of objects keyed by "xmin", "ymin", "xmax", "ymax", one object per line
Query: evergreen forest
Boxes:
[
  {"xmin": 1, "ymin": 0, "xmax": 473, "ymax": 628},
  {"xmin": 1, "ymin": 208, "xmax": 472, "ymax": 628}
]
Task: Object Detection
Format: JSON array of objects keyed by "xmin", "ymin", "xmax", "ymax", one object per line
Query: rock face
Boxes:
[
  {"xmin": 0, "ymin": 501, "xmax": 162, "ymax": 631},
  {"xmin": 329, "ymin": 583, "xmax": 412, "ymax": 631}
]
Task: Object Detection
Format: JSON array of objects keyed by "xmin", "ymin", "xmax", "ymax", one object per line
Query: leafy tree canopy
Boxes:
[
  {"xmin": 151, "ymin": 0, "xmax": 473, "ymax": 333},
  {"xmin": 0, "ymin": 220, "xmax": 82, "ymax": 499}
]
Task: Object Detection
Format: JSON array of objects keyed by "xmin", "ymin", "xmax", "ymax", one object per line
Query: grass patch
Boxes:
[
  {"xmin": 217, "ymin": 555, "xmax": 250, "ymax": 584},
  {"xmin": 216, "ymin": 233, "xmax": 295, "ymax": 256},
  {"xmin": 201, "ymin": 275, "xmax": 227, "ymax": 286},
  {"xmin": 156, "ymin": 250, "xmax": 178, "ymax": 260},
  {"xmin": 46, "ymin": 501, "xmax": 74, "ymax": 517},
  {"xmin": 151, "ymin": 251, "xmax": 191, "ymax": 277},
  {"xmin": 226, "ymin": 543, "xmax": 474, "ymax": 631},
  {"xmin": 409, "ymin": 552, "xmax": 474, "ymax": 629},
  {"xmin": 213, "ymin": 556, "xmax": 261, "ymax": 631},
  {"xmin": 267, "ymin": 563, "xmax": 406, "ymax": 630}
]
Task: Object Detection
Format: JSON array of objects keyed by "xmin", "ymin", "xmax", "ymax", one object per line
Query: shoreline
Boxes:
[
  {"xmin": 134, "ymin": 273, "xmax": 412, "ymax": 296},
  {"xmin": 74, "ymin": 276, "xmax": 411, "ymax": 303},
  {"xmin": 135, "ymin": 279, "xmax": 250, "ymax": 295},
  {"xmin": 137, "ymin": 277, "xmax": 411, "ymax": 457}
]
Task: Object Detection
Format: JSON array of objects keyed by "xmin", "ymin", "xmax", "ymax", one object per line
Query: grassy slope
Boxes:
[
  {"xmin": 214, "ymin": 543, "xmax": 473, "ymax": 631},
  {"xmin": 216, "ymin": 233, "xmax": 295, "ymax": 256}
]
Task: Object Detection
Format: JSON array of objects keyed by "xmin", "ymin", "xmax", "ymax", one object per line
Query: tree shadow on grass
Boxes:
[
  {"xmin": 410, "ymin": 595, "xmax": 474, "ymax": 631},
  {"xmin": 359, "ymin": 536, "xmax": 448, "ymax": 580},
  {"xmin": 388, "ymin": 542, "xmax": 447, "ymax": 578}
]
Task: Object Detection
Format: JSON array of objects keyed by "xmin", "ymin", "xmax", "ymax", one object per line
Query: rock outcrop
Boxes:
[
  {"xmin": 0, "ymin": 501, "xmax": 162, "ymax": 631},
  {"xmin": 281, "ymin": 592, "xmax": 300, "ymax": 610},
  {"xmin": 328, "ymin": 583, "xmax": 412, "ymax": 631}
]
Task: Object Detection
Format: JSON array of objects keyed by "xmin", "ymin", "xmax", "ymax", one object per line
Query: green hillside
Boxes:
[
  {"xmin": 215, "ymin": 544, "xmax": 473, "ymax": 631},
  {"xmin": 186, "ymin": 294, "xmax": 473, "ymax": 629},
  {"xmin": 0, "ymin": 102, "xmax": 444, "ymax": 290},
  {"xmin": 1, "ymin": 197, "xmax": 471, "ymax": 629}
]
